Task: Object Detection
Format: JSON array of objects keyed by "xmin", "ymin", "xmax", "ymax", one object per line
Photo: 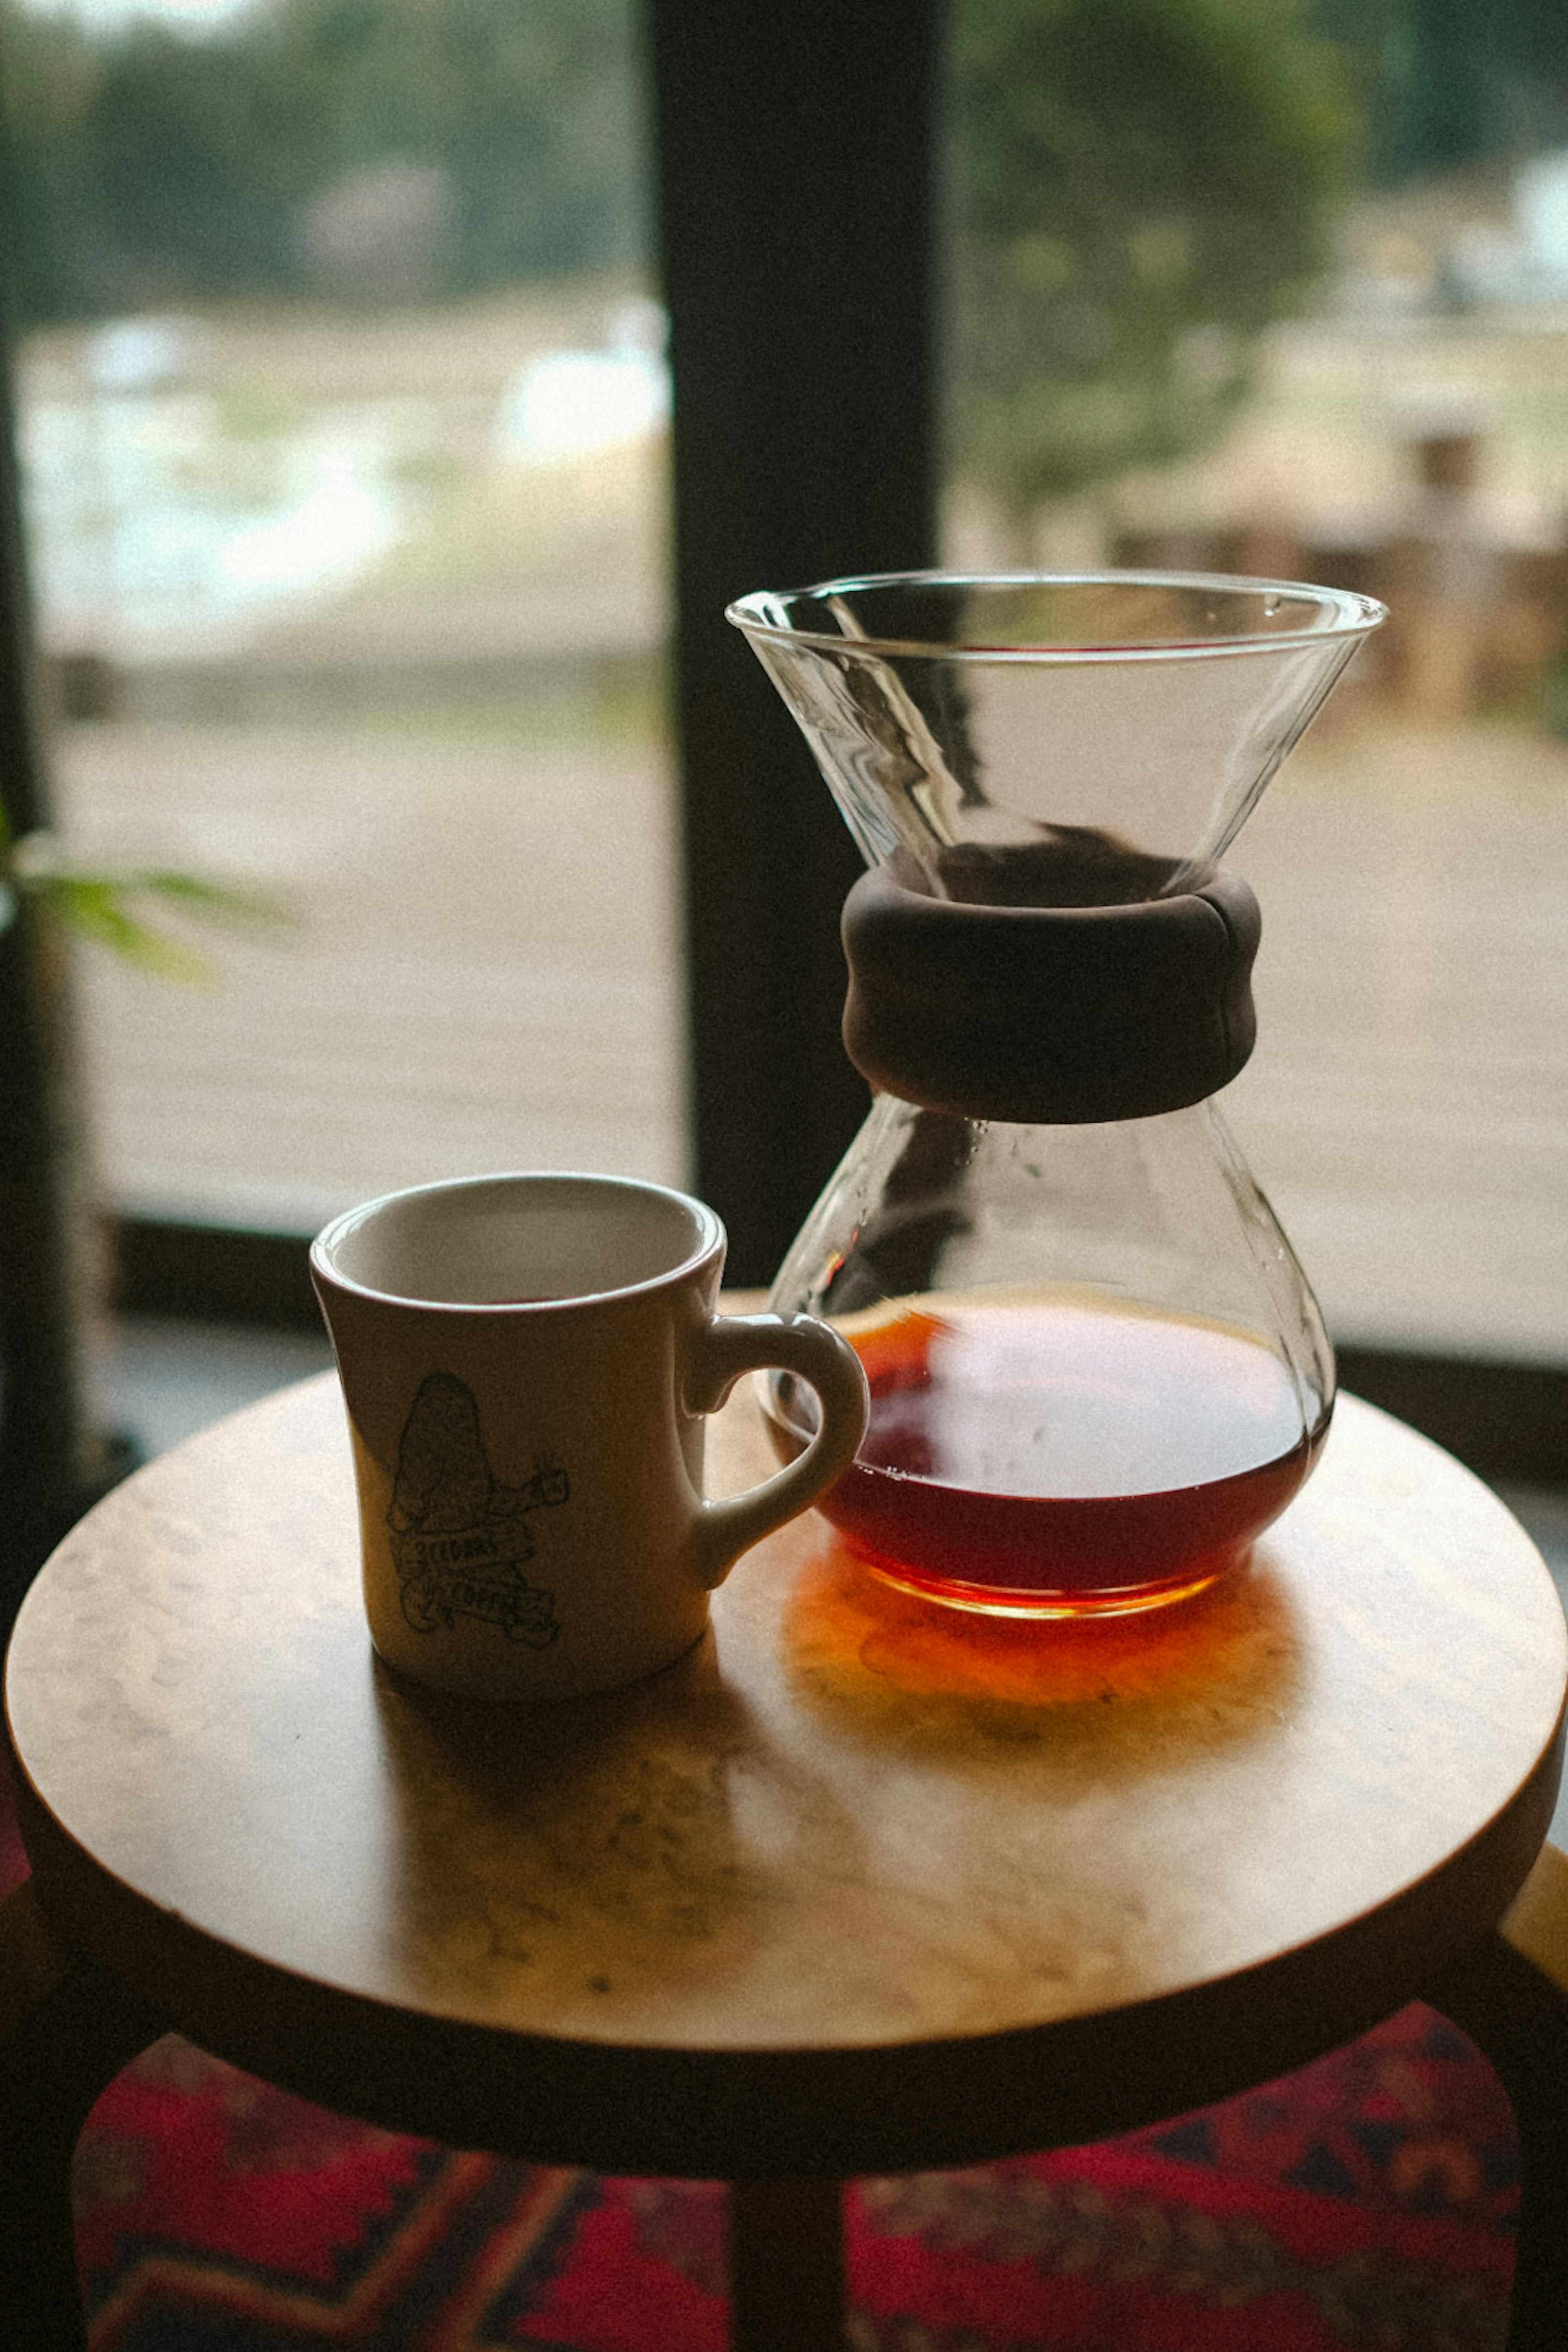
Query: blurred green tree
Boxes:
[
  {"xmin": 270, "ymin": 0, "xmax": 641, "ymax": 291},
  {"xmin": 0, "ymin": 6, "xmax": 105, "ymax": 319},
  {"xmin": 949, "ymin": 0, "xmax": 1356, "ymax": 537},
  {"xmin": 0, "ymin": 0, "xmax": 643, "ymax": 325},
  {"xmin": 1310, "ymin": 0, "xmax": 1568, "ymax": 185}
]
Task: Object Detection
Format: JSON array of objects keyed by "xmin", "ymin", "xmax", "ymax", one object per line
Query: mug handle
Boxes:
[{"xmin": 684, "ymin": 1312, "xmax": 869, "ymax": 1590}]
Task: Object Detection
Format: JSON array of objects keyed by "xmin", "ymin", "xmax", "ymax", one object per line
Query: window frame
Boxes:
[{"xmin": 0, "ymin": 0, "xmax": 1563, "ymax": 1546}]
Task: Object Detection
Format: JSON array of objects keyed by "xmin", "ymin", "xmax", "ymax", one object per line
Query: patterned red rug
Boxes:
[{"xmin": 2, "ymin": 1749, "xmax": 1518, "ymax": 2350}]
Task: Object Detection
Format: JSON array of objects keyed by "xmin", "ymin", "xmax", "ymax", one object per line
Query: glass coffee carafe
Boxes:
[{"xmin": 728, "ymin": 572, "xmax": 1384, "ymax": 1618}]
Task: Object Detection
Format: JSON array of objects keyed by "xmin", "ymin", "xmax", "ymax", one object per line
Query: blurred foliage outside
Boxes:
[
  {"xmin": 1313, "ymin": 0, "xmax": 1568, "ymax": 189},
  {"xmin": 949, "ymin": 0, "xmax": 1354, "ymax": 530},
  {"xmin": 0, "ymin": 0, "xmax": 1563, "ymax": 552},
  {"xmin": 3, "ymin": 0, "xmax": 1563, "ymax": 331},
  {"xmin": 0, "ymin": 0, "xmax": 642, "ymax": 323}
]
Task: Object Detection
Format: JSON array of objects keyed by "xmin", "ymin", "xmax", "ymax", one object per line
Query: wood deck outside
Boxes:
[{"xmin": 52, "ymin": 707, "xmax": 1568, "ymax": 1363}]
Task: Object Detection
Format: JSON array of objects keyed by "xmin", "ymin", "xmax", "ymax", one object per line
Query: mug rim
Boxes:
[{"xmin": 310, "ymin": 1170, "xmax": 725, "ymax": 1314}]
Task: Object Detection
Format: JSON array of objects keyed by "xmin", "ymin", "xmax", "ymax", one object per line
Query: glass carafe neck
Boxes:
[{"xmin": 730, "ymin": 570, "xmax": 1384, "ymax": 894}]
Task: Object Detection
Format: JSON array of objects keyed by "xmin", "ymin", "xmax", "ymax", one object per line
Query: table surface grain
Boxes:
[{"xmin": 7, "ymin": 1372, "xmax": 1565, "ymax": 2173}]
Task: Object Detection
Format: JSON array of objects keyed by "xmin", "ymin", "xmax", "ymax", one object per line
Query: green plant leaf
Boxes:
[
  {"xmin": 3, "ymin": 827, "xmax": 294, "ymax": 976},
  {"xmin": 29, "ymin": 876, "xmax": 221, "ymax": 981},
  {"xmin": 105, "ymin": 870, "xmax": 289, "ymax": 925}
]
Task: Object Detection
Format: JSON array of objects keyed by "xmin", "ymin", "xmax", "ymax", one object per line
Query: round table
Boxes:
[{"xmin": 4, "ymin": 1373, "xmax": 1567, "ymax": 2350}]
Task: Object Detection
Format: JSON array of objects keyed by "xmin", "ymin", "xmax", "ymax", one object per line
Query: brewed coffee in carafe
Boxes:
[{"xmin": 728, "ymin": 574, "xmax": 1384, "ymax": 1616}]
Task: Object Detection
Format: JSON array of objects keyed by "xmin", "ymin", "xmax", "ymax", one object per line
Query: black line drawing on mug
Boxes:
[{"xmin": 387, "ymin": 1372, "xmax": 568, "ymax": 1644}]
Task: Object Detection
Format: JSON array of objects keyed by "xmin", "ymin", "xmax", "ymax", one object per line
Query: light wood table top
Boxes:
[{"xmin": 6, "ymin": 1374, "xmax": 1564, "ymax": 2178}]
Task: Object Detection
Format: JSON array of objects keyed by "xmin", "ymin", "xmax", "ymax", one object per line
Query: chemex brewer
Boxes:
[{"xmin": 729, "ymin": 571, "xmax": 1384, "ymax": 1619}]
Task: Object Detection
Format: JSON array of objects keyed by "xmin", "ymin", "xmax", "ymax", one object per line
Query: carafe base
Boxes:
[{"xmin": 844, "ymin": 1544, "xmax": 1238, "ymax": 1619}]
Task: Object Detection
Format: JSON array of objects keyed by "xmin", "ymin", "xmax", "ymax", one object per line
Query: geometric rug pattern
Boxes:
[{"xmin": 71, "ymin": 2001, "xmax": 1516, "ymax": 2351}]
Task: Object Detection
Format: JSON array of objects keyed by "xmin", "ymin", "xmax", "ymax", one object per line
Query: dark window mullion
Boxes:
[
  {"xmin": 648, "ymin": 0, "xmax": 944, "ymax": 1284},
  {"xmin": 0, "ymin": 242, "xmax": 113, "ymax": 1617}
]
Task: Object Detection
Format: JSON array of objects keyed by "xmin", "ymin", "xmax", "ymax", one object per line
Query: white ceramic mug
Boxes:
[{"xmin": 311, "ymin": 1172, "xmax": 868, "ymax": 1702}]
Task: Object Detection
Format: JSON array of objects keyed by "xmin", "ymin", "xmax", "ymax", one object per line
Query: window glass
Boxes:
[
  {"xmin": 944, "ymin": 0, "xmax": 1568, "ymax": 1360},
  {"xmin": 6, "ymin": 0, "xmax": 684, "ymax": 1233}
]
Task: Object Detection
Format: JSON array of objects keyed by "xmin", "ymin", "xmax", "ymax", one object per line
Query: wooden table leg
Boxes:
[
  {"xmin": 1426, "ymin": 1844, "xmax": 1568, "ymax": 2352},
  {"xmin": 0, "ymin": 1878, "xmax": 167, "ymax": 2352},
  {"xmin": 728, "ymin": 2177, "xmax": 845, "ymax": 2352}
]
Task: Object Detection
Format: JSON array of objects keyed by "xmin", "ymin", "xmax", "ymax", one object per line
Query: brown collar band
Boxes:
[{"xmin": 840, "ymin": 852, "xmax": 1261, "ymax": 1124}]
